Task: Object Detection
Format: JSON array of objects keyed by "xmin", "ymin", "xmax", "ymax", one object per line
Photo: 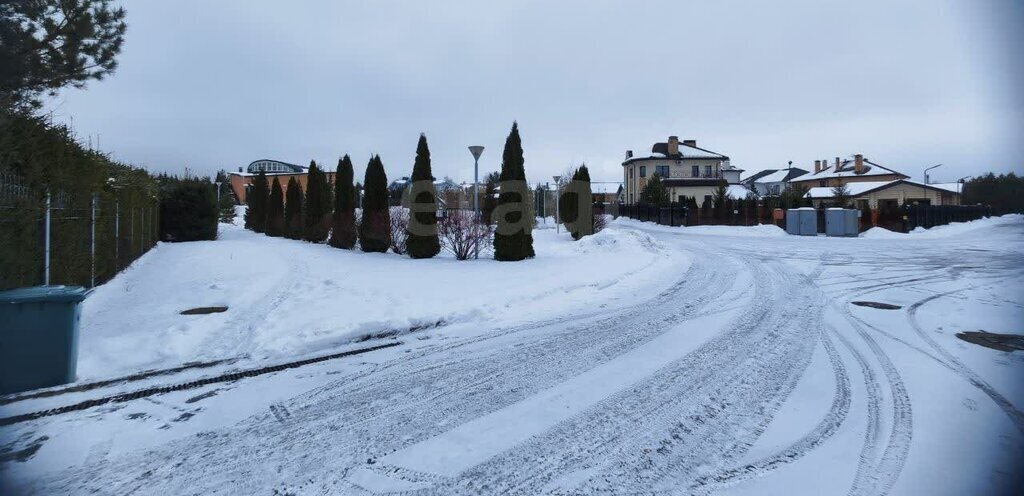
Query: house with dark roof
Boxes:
[
  {"xmin": 622, "ymin": 136, "xmax": 740, "ymax": 205},
  {"xmin": 742, "ymin": 167, "xmax": 809, "ymax": 196}
]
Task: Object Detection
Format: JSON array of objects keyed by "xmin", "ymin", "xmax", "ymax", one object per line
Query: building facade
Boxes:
[
  {"xmin": 622, "ymin": 136, "xmax": 739, "ymax": 205},
  {"xmin": 228, "ymin": 159, "xmax": 335, "ymax": 204}
]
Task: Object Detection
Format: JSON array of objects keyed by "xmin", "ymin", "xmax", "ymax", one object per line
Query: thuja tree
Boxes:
[
  {"xmin": 481, "ymin": 171, "xmax": 500, "ymax": 224},
  {"xmin": 245, "ymin": 170, "xmax": 269, "ymax": 232},
  {"xmin": 329, "ymin": 155, "xmax": 357, "ymax": 249},
  {"xmin": 493, "ymin": 122, "xmax": 535, "ymax": 261},
  {"xmin": 266, "ymin": 177, "xmax": 285, "ymax": 237},
  {"xmin": 303, "ymin": 160, "xmax": 331, "ymax": 242},
  {"xmin": 565, "ymin": 165, "xmax": 594, "ymax": 240},
  {"xmin": 359, "ymin": 155, "xmax": 391, "ymax": 252},
  {"xmin": 406, "ymin": 134, "xmax": 441, "ymax": 259},
  {"xmin": 284, "ymin": 176, "xmax": 303, "ymax": 240}
]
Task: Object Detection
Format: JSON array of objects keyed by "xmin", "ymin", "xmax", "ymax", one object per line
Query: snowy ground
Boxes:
[{"xmin": 2, "ymin": 214, "xmax": 1023, "ymax": 495}]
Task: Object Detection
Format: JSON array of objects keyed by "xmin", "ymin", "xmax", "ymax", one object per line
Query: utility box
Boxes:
[
  {"xmin": 826, "ymin": 208, "xmax": 859, "ymax": 237},
  {"xmin": 0, "ymin": 286, "xmax": 90, "ymax": 394},
  {"xmin": 785, "ymin": 208, "xmax": 817, "ymax": 236}
]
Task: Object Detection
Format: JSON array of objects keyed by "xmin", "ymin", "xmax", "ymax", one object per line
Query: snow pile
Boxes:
[
  {"xmin": 862, "ymin": 214, "xmax": 1023, "ymax": 239},
  {"xmin": 613, "ymin": 217, "xmax": 787, "ymax": 238},
  {"xmin": 75, "ymin": 221, "xmax": 683, "ymax": 380}
]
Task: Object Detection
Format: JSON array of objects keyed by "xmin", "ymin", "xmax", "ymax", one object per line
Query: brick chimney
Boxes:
[
  {"xmin": 834, "ymin": 157, "xmax": 841, "ymax": 172},
  {"xmin": 682, "ymin": 139, "xmax": 696, "ymax": 148},
  {"xmin": 625, "ymin": 150, "xmax": 633, "ymax": 160},
  {"xmin": 814, "ymin": 160, "xmax": 821, "ymax": 173},
  {"xmin": 854, "ymin": 154, "xmax": 863, "ymax": 174},
  {"xmin": 667, "ymin": 136, "xmax": 679, "ymax": 156}
]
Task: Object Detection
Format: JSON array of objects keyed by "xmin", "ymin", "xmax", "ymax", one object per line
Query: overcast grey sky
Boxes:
[{"xmin": 46, "ymin": 0, "xmax": 1023, "ymax": 185}]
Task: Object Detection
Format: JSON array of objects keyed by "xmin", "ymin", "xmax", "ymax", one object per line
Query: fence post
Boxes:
[
  {"xmin": 91, "ymin": 193, "xmax": 97, "ymax": 287},
  {"xmin": 43, "ymin": 189, "xmax": 51, "ymax": 285}
]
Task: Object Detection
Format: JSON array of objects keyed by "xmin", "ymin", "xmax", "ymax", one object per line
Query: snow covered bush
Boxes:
[
  {"xmin": 389, "ymin": 206, "xmax": 409, "ymax": 255},
  {"xmin": 440, "ymin": 209, "xmax": 492, "ymax": 260}
]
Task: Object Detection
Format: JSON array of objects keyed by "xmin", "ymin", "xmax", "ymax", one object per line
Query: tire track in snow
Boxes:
[
  {"xmin": 23, "ymin": 253, "xmax": 742, "ymax": 495},
  {"xmin": 689, "ymin": 325, "xmax": 852, "ymax": 493},
  {"xmin": 423, "ymin": 259, "xmax": 822, "ymax": 494}
]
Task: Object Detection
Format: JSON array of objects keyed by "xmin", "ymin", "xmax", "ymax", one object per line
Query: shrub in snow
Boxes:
[
  {"xmin": 329, "ymin": 155, "xmax": 358, "ymax": 249},
  {"xmin": 303, "ymin": 160, "xmax": 332, "ymax": 242},
  {"xmin": 265, "ymin": 177, "xmax": 285, "ymax": 237},
  {"xmin": 245, "ymin": 170, "xmax": 268, "ymax": 233},
  {"xmin": 406, "ymin": 134, "xmax": 441, "ymax": 259},
  {"xmin": 390, "ymin": 206, "xmax": 409, "ymax": 254},
  {"xmin": 285, "ymin": 177, "xmax": 303, "ymax": 240},
  {"xmin": 359, "ymin": 155, "xmax": 391, "ymax": 252},
  {"xmin": 493, "ymin": 122, "xmax": 535, "ymax": 261},
  {"xmin": 159, "ymin": 178, "xmax": 218, "ymax": 242},
  {"xmin": 440, "ymin": 208, "xmax": 493, "ymax": 260}
]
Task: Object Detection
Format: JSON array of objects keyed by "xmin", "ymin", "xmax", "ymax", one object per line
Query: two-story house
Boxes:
[{"xmin": 622, "ymin": 136, "xmax": 739, "ymax": 205}]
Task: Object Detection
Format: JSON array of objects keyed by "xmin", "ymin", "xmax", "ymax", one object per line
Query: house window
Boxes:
[
  {"xmin": 819, "ymin": 180, "xmax": 827, "ymax": 187},
  {"xmin": 629, "ymin": 168, "xmax": 633, "ymax": 178},
  {"xmin": 656, "ymin": 165, "xmax": 669, "ymax": 177},
  {"xmin": 640, "ymin": 166, "xmax": 647, "ymax": 178},
  {"xmin": 691, "ymin": 165, "xmax": 699, "ymax": 177},
  {"xmin": 704, "ymin": 165, "xmax": 712, "ymax": 177}
]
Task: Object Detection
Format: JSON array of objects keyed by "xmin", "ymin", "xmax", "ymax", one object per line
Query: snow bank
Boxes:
[
  {"xmin": 76, "ymin": 220, "xmax": 682, "ymax": 380},
  {"xmin": 613, "ymin": 217, "xmax": 787, "ymax": 238},
  {"xmin": 862, "ymin": 214, "xmax": 1023, "ymax": 239}
]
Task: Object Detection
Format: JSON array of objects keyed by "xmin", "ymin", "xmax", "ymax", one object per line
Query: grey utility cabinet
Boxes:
[
  {"xmin": 785, "ymin": 208, "xmax": 817, "ymax": 236},
  {"xmin": 825, "ymin": 208, "xmax": 859, "ymax": 237}
]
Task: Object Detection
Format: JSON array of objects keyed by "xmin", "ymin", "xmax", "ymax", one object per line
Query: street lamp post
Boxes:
[
  {"xmin": 468, "ymin": 146, "xmax": 485, "ymax": 259},
  {"xmin": 553, "ymin": 175, "xmax": 562, "ymax": 233},
  {"xmin": 923, "ymin": 163, "xmax": 943, "ymax": 185},
  {"xmin": 215, "ymin": 180, "xmax": 222, "ymax": 204}
]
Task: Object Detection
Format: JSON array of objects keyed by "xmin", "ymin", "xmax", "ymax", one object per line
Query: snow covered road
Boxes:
[{"xmin": 2, "ymin": 216, "xmax": 1023, "ymax": 495}]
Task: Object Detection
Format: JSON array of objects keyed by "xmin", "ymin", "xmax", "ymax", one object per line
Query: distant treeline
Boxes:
[{"xmin": 964, "ymin": 173, "xmax": 1023, "ymax": 213}]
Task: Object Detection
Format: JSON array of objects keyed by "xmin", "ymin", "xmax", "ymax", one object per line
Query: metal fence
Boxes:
[
  {"xmin": 0, "ymin": 170, "xmax": 159, "ymax": 290},
  {"xmin": 618, "ymin": 202, "xmax": 775, "ymax": 227}
]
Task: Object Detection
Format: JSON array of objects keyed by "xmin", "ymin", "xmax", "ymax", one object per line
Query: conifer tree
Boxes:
[
  {"xmin": 481, "ymin": 171, "xmax": 500, "ymax": 224},
  {"xmin": 329, "ymin": 155, "xmax": 358, "ymax": 249},
  {"xmin": 406, "ymin": 134, "xmax": 441, "ymax": 259},
  {"xmin": 359, "ymin": 155, "xmax": 391, "ymax": 252},
  {"xmin": 245, "ymin": 170, "xmax": 269, "ymax": 233},
  {"xmin": 303, "ymin": 160, "xmax": 331, "ymax": 242},
  {"xmin": 266, "ymin": 177, "xmax": 285, "ymax": 237},
  {"xmin": 285, "ymin": 176, "xmax": 304, "ymax": 240},
  {"xmin": 640, "ymin": 173, "xmax": 669, "ymax": 205},
  {"xmin": 494, "ymin": 122, "xmax": 535, "ymax": 261},
  {"xmin": 570, "ymin": 165, "xmax": 594, "ymax": 240}
]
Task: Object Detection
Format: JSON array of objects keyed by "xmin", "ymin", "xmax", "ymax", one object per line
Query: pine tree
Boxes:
[
  {"xmin": 266, "ymin": 177, "xmax": 285, "ymax": 237},
  {"xmin": 481, "ymin": 171, "xmax": 500, "ymax": 224},
  {"xmin": 329, "ymin": 155, "xmax": 358, "ymax": 249},
  {"xmin": 494, "ymin": 122, "xmax": 535, "ymax": 261},
  {"xmin": 285, "ymin": 177, "xmax": 304, "ymax": 240},
  {"xmin": 405, "ymin": 134, "xmax": 441, "ymax": 259},
  {"xmin": 245, "ymin": 170, "xmax": 269, "ymax": 233},
  {"xmin": 639, "ymin": 173, "xmax": 669, "ymax": 205},
  {"xmin": 831, "ymin": 183, "xmax": 851, "ymax": 208},
  {"xmin": 303, "ymin": 160, "xmax": 330, "ymax": 242},
  {"xmin": 359, "ymin": 155, "xmax": 391, "ymax": 252}
]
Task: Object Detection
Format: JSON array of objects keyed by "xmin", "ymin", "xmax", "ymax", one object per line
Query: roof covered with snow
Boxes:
[
  {"xmin": 805, "ymin": 179, "xmax": 964, "ymax": 199},
  {"xmin": 624, "ymin": 140, "xmax": 728, "ymax": 164},
  {"xmin": 794, "ymin": 158, "xmax": 907, "ymax": 182},
  {"xmin": 726, "ymin": 184, "xmax": 753, "ymax": 199},
  {"xmin": 591, "ymin": 182, "xmax": 623, "ymax": 195}
]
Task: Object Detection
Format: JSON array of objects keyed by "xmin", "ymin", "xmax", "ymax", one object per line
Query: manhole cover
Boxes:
[
  {"xmin": 956, "ymin": 331, "xmax": 1024, "ymax": 352},
  {"xmin": 180, "ymin": 306, "xmax": 228, "ymax": 315},
  {"xmin": 851, "ymin": 301, "xmax": 902, "ymax": 310}
]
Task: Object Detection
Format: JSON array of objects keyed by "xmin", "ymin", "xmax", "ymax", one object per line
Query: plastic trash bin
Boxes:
[{"xmin": 0, "ymin": 285, "xmax": 90, "ymax": 394}]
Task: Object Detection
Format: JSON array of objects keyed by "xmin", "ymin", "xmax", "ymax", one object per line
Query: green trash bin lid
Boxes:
[{"xmin": 0, "ymin": 285, "xmax": 91, "ymax": 304}]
